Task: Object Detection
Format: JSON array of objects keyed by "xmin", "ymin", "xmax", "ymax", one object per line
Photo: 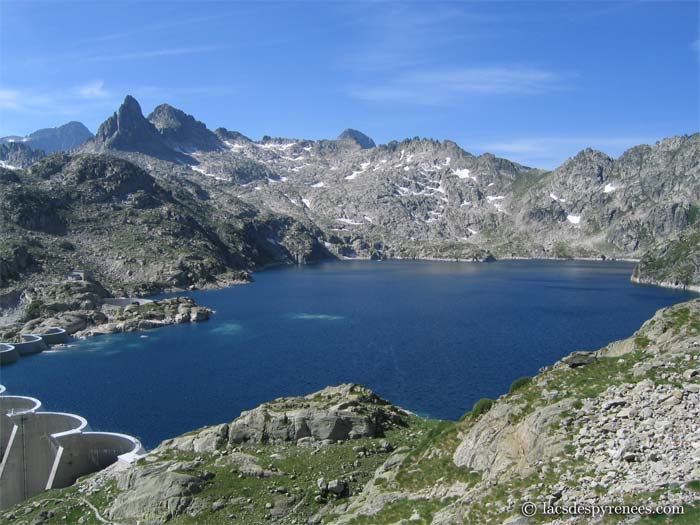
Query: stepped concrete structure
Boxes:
[
  {"xmin": 0, "ymin": 384, "xmax": 144, "ymax": 509},
  {"xmin": 0, "ymin": 343, "xmax": 19, "ymax": 365},
  {"xmin": 0, "ymin": 327, "xmax": 67, "ymax": 366}
]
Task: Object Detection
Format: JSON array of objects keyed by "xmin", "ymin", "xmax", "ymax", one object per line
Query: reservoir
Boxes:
[{"xmin": 1, "ymin": 259, "xmax": 696, "ymax": 448}]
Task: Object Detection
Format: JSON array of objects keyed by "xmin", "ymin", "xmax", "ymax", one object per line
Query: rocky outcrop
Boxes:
[
  {"xmin": 452, "ymin": 398, "xmax": 573, "ymax": 481},
  {"xmin": 76, "ymin": 296, "xmax": 212, "ymax": 337},
  {"xmin": 0, "ymin": 277, "xmax": 211, "ymax": 346},
  {"xmin": 632, "ymin": 223, "xmax": 700, "ymax": 290},
  {"xmin": 107, "ymin": 462, "xmax": 209, "ymax": 524},
  {"xmin": 161, "ymin": 384, "xmax": 408, "ymax": 453},
  {"xmin": 148, "ymin": 104, "xmax": 224, "ymax": 153},
  {"xmin": 337, "ymin": 129, "xmax": 376, "ymax": 149},
  {"xmin": 0, "ymin": 383, "xmax": 419, "ymax": 524},
  {"xmin": 0, "ymin": 143, "xmax": 45, "ymax": 169},
  {"xmin": 226, "ymin": 384, "xmax": 407, "ymax": 444},
  {"xmin": 0, "ymin": 245, "xmax": 33, "ymax": 287},
  {"xmin": 90, "ymin": 96, "xmax": 191, "ymax": 163}
]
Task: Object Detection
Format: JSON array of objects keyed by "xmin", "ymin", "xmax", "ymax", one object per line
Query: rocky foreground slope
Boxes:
[{"xmin": 5, "ymin": 299, "xmax": 700, "ymax": 524}]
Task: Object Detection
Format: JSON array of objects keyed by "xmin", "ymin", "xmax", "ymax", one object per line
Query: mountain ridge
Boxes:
[
  {"xmin": 1, "ymin": 121, "xmax": 93, "ymax": 154},
  {"xmin": 2, "ymin": 95, "xmax": 698, "ymax": 298}
]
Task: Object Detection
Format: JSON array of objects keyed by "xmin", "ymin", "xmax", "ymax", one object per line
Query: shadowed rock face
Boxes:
[
  {"xmin": 632, "ymin": 223, "xmax": 700, "ymax": 290},
  {"xmin": 337, "ymin": 128, "xmax": 376, "ymax": 149},
  {"xmin": 0, "ymin": 143, "xmax": 45, "ymax": 169},
  {"xmin": 92, "ymin": 96, "xmax": 191, "ymax": 163},
  {"xmin": 148, "ymin": 104, "xmax": 224, "ymax": 153}
]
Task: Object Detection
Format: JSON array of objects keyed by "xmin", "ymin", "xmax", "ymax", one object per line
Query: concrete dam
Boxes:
[{"xmin": 0, "ymin": 365, "xmax": 145, "ymax": 510}]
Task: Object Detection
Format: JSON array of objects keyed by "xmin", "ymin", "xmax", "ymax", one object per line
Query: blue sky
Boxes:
[{"xmin": 0, "ymin": 1, "xmax": 697, "ymax": 168}]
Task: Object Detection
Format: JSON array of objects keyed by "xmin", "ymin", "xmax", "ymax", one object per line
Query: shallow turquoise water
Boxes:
[{"xmin": 1, "ymin": 260, "xmax": 696, "ymax": 448}]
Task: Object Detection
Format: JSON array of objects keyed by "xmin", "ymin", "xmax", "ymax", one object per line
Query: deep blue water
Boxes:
[{"xmin": 1, "ymin": 260, "xmax": 696, "ymax": 448}]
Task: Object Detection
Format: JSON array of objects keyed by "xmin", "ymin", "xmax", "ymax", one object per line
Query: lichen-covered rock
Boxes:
[
  {"xmin": 108, "ymin": 462, "xmax": 208, "ymax": 523},
  {"xmin": 227, "ymin": 384, "xmax": 407, "ymax": 444}
]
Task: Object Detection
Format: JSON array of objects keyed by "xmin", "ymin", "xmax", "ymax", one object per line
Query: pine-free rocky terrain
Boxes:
[
  {"xmin": 3, "ymin": 299, "xmax": 700, "ymax": 525},
  {"xmin": 1, "ymin": 95, "xmax": 699, "ymax": 523}
]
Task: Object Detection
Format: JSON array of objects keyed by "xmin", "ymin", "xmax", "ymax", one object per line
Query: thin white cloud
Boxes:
[
  {"xmin": 338, "ymin": 4, "xmax": 495, "ymax": 73},
  {"xmin": 692, "ymin": 39, "xmax": 699, "ymax": 58},
  {"xmin": 84, "ymin": 46, "xmax": 221, "ymax": 63},
  {"xmin": 351, "ymin": 66, "xmax": 563, "ymax": 104},
  {"xmin": 0, "ymin": 89, "xmax": 24, "ymax": 111},
  {"xmin": 77, "ymin": 80, "xmax": 110, "ymax": 99}
]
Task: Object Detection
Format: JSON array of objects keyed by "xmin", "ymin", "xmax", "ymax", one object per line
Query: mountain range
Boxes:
[
  {"xmin": 1, "ymin": 95, "xmax": 698, "ymax": 297},
  {"xmin": 1, "ymin": 121, "xmax": 93, "ymax": 155}
]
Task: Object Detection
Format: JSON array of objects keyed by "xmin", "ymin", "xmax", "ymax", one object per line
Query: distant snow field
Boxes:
[
  {"xmin": 550, "ymin": 192, "xmax": 566, "ymax": 203},
  {"xmin": 453, "ymin": 168, "xmax": 477, "ymax": 182}
]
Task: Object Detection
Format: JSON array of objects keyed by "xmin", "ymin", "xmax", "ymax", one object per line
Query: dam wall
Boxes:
[
  {"xmin": 34, "ymin": 327, "xmax": 68, "ymax": 345},
  {"xmin": 11, "ymin": 334, "xmax": 47, "ymax": 356},
  {"xmin": 0, "ymin": 343, "xmax": 18, "ymax": 365},
  {"xmin": 0, "ymin": 327, "xmax": 68, "ymax": 366},
  {"xmin": 0, "ymin": 385, "xmax": 144, "ymax": 510}
]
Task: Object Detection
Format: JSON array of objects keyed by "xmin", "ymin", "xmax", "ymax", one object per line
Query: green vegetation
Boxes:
[
  {"xmin": 552, "ymin": 241, "xmax": 573, "ymax": 259},
  {"xmin": 637, "ymin": 227, "xmax": 700, "ymax": 287},
  {"xmin": 469, "ymin": 398, "xmax": 495, "ymax": 418},
  {"xmin": 635, "ymin": 334, "xmax": 652, "ymax": 349},
  {"xmin": 686, "ymin": 480, "xmax": 700, "ymax": 492},
  {"xmin": 509, "ymin": 376, "xmax": 533, "ymax": 394},
  {"xmin": 345, "ymin": 497, "xmax": 457, "ymax": 525},
  {"xmin": 23, "ymin": 299, "xmax": 44, "ymax": 320},
  {"xmin": 664, "ymin": 306, "xmax": 700, "ymax": 335}
]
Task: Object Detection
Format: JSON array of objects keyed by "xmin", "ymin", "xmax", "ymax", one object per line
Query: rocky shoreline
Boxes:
[
  {"xmin": 631, "ymin": 274, "xmax": 700, "ymax": 294},
  {"xmin": 0, "ymin": 277, "xmax": 212, "ymax": 350},
  {"xmin": 3, "ymin": 255, "xmax": 694, "ymax": 352}
]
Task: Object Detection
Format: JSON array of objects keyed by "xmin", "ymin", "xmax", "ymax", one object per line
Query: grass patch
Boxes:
[
  {"xmin": 346, "ymin": 497, "xmax": 456, "ymax": 525},
  {"xmin": 509, "ymin": 376, "xmax": 533, "ymax": 394},
  {"xmin": 469, "ymin": 398, "xmax": 495, "ymax": 419},
  {"xmin": 635, "ymin": 335, "xmax": 652, "ymax": 349}
]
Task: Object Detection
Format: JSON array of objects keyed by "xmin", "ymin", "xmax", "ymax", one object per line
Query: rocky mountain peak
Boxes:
[
  {"xmin": 1, "ymin": 121, "xmax": 93, "ymax": 155},
  {"xmin": 119, "ymin": 95, "xmax": 144, "ymax": 119},
  {"xmin": 215, "ymin": 128, "xmax": 252, "ymax": 144},
  {"xmin": 147, "ymin": 104, "xmax": 223, "ymax": 152},
  {"xmin": 92, "ymin": 96, "xmax": 190, "ymax": 163},
  {"xmin": 147, "ymin": 103, "xmax": 183, "ymax": 129},
  {"xmin": 556, "ymin": 147, "xmax": 614, "ymax": 182},
  {"xmin": 94, "ymin": 95, "xmax": 149, "ymax": 144},
  {"xmin": 337, "ymin": 128, "xmax": 376, "ymax": 149}
]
